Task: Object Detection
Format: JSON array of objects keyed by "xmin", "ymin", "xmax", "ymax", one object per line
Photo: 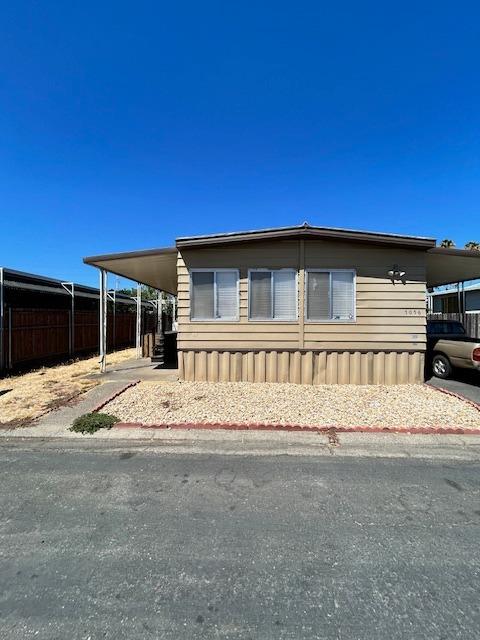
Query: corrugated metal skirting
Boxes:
[{"xmin": 178, "ymin": 350, "xmax": 425, "ymax": 385}]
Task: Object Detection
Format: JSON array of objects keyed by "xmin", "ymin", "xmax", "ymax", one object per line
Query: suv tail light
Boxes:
[{"xmin": 473, "ymin": 348, "xmax": 480, "ymax": 362}]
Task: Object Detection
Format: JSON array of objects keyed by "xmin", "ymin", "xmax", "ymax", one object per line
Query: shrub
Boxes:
[{"xmin": 69, "ymin": 412, "xmax": 119, "ymax": 434}]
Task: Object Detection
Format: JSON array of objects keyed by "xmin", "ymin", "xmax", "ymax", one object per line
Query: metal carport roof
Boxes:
[
  {"xmin": 426, "ymin": 248, "xmax": 480, "ymax": 288},
  {"xmin": 83, "ymin": 247, "xmax": 178, "ymax": 295}
]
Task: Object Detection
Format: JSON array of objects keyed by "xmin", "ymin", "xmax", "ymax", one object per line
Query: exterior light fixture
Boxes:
[{"xmin": 388, "ymin": 265, "xmax": 406, "ymax": 280}]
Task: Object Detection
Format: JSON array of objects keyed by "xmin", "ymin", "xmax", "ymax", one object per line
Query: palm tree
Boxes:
[
  {"xmin": 464, "ymin": 241, "xmax": 480, "ymax": 251},
  {"xmin": 440, "ymin": 239, "xmax": 455, "ymax": 248}
]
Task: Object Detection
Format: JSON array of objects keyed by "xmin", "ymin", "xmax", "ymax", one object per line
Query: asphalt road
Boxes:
[{"xmin": 1, "ymin": 444, "xmax": 479, "ymax": 640}]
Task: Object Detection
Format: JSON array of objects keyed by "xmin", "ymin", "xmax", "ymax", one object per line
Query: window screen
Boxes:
[
  {"xmin": 191, "ymin": 272, "xmax": 214, "ymax": 319},
  {"xmin": 249, "ymin": 271, "xmax": 272, "ymax": 319},
  {"xmin": 216, "ymin": 271, "xmax": 238, "ymax": 319},
  {"xmin": 191, "ymin": 271, "xmax": 238, "ymax": 320},
  {"xmin": 249, "ymin": 270, "xmax": 297, "ymax": 320},
  {"xmin": 307, "ymin": 271, "xmax": 329, "ymax": 320},
  {"xmin": 273, "ymin": 271, "xmax": 297, "ymax": 319},
  {"xmin": 306, "ymin": 271, "xmax": 355, "ymax": 321},
  {"xmin": 331, "ymin": 272, "xmax": 354, "ymax": 320}
]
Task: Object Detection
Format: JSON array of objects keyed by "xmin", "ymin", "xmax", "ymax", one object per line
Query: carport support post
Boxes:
[
  {"xmin": 99, "ymin": 269, "xmax": 107, "ymax": 373},
  {"xmin": 172, "ymin": 293, "xmax": 176, "ymax": 330},
  {"xmin": 112, "ymin": 289, "xmax": 116, "ymax": 349},
  {"xmin": 157, "ymin": 290, "xmax": 163, "ymax": 333},
  {"xmin": 0, "ymin": 267, "xmax": 4, "ymax": 373},
  {"xmin": 61, "ymin": 282, "xmax": 75, "ymax": 356},
  {"xmin": 136, "ymin": 283, "xmax": 141, "ymax": 359}
]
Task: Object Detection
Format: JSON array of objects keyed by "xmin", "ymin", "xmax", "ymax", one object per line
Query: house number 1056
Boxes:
[{"xmin": 405, "ymin": 309, "xmax": 423, "ymax": 315}]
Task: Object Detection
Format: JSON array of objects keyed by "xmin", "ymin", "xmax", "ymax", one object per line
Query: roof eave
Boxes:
[
  {"xmin": 176, "ymin": 227, "xmax": 436, "ymax": 250},
  {"xmin": 427, "ymin": 247, "xmax": 480, "ymax": 258}
]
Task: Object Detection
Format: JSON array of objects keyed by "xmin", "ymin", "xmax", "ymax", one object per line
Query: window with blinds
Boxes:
[
  {"xmin": 306, "ymin": 270, "xmax": 355, "ymax": 321},
  {"xmin": 191, "ymin": 270, "xmax": 239, "ymax": 320},
  {"xmin": 249, "ymin": 270, "xmax": 297, "ymax": 320}
]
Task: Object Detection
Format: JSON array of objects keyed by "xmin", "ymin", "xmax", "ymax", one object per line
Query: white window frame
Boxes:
[
  {"xmin": 305, "ymin": 269, "xmax": 356, "ymax": 323},
  {"xmin": 248, "ymin": 268, "xmax": 298, "ymax": 322},
  {"xmin": 190, "ymin": 268, "xmax": 240, "ymax": 322}
]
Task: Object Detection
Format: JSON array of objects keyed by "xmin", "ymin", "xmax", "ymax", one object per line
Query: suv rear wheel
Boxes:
[{"xmin": 432, "ymin": 354, "xmax": 452, "ymax": 379}]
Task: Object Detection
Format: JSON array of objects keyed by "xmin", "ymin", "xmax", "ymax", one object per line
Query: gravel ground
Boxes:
[
  {"xmin": 103, "ymin": 381, "xmax": 480, "ymax": 429},
  {"xmin": 0, "ymin": 349, "xmax": 135, "ymax": 428}
]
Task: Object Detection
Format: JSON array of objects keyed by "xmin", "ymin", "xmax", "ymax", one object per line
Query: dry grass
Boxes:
[
  {"xmin": 104, "ymin": 380, "xmax": 480, "ymax": 429},
  {"xmin": 0, "ymin": 349, "xmax": 136, "ymax": 429}
]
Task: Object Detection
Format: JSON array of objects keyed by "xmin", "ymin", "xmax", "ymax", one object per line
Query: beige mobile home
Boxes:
[{"xmin": 84, "ymin": 224, "xmax": 480, "ymax": 384}]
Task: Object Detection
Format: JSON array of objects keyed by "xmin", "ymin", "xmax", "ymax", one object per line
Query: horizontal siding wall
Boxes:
[
  {"xmin": 177, "ymin": 240, "xmax": 301, "ymax": 350},
  {"xmin": 177, "ymin": 239, "xmax": 427, "ymax": 354},
  {"xmin": 178, "ymin": 350, "xmax": 425, "ymax": 385}
]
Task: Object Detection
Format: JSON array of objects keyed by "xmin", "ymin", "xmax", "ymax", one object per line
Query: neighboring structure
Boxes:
[
  {"xmin": 0, "ymin": 268, "xmax": 154, "ymax": 374},
  {"xmin": 84, "ymin": 224, "xmax": 480, "ymax": 384},
  {"xmin": 429, "ymin": 282, "xmax": 480, "ymax": 313}
]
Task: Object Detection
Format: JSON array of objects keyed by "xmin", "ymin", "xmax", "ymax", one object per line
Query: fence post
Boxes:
[
  {"xmin": 8, "ymin": 307, "xmax": 12, "ymax": 369},
  {"xmin": 71, "ymin": 284, "xmax": 75, "ymax": 355},
  {"xmin": 68, "ymin": 309, "xmax": 72, "ymax": 357},
  {"xmin": 106, "ymin": 288, "xmax": 116, "ymax": 350},
  {"xmin": 0, "ymin": 267, "xmax": 4, "ymax": 374},
  {"xmin": 61, "ymin": 282, "xmax": 75, "ymax": 356}
]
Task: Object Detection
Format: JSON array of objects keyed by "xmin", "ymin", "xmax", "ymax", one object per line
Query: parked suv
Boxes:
[{"xmin": 427, "ymin": 320, "xmax": 480, "ymax": 379}]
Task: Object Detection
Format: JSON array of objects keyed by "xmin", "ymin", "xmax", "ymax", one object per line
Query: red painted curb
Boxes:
[
  {"xmin": 113, "ymin": 421, "xmax": 480, "ymax": 435},
  {"xmin": 92, "ymin": 380, "xmax": 141, "ymax": 414}
]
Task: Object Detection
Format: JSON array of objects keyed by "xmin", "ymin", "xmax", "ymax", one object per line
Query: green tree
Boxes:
[
  {"xmin": 440, "ymin": 239, "xmax": 455, "ymax": 248},
  {"xmin": 464, "ymin": 241, "xmax": 480, "ymax": 251},
  {"xmin": 117, "ymin": 287, "xmax": 174, "ymax": 315},
  {"xmin": 118, "ymin": 285, "xmax": 159, "ymax": 300}
]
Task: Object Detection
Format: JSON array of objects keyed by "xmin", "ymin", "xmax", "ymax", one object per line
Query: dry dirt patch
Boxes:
[
  {"xmin": 103, "ymin": 381, "xmax": 480, "ymax": 430},
  {"xmin": 0, "ymin": 349, "xmax": 136, "ymax": 429}
]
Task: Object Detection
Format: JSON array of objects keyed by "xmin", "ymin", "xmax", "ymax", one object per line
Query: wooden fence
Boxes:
[
  {"xmin": 2, "ymin": 307, "xmax": 153, "ymax": 371},
  {"xmin": 427, "ymin": 312, "xmax": 480, "ymax": 338}
]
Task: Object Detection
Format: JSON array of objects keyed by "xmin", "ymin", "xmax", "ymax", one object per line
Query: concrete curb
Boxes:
[
  {"xmin": 92, "ymin": 380, "xmax": 141, "ymax": 413},
  {"xmin": 114, "ymin": 421, "xmax": 480, "ymax": 435}
]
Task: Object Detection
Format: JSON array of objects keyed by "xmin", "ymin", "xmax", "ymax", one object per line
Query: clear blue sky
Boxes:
[{"xmin": 1, "ymin": 1, "xmax": 479, "ymax": 287}]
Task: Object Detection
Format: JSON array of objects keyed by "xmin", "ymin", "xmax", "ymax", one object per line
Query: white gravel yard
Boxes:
[{"xmin": 102, "ymin": 381, "xmax": 480, "ymax": 429}]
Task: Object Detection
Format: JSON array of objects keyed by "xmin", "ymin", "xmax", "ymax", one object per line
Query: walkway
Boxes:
[{"xmin": 88, "ymin": 357, "xmax": 179, "ymax": 382}]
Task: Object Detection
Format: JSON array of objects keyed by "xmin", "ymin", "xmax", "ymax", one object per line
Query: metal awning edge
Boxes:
[{"xmin": 83, "ymin": 246, "xmax": 177, "ymax": 264}]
